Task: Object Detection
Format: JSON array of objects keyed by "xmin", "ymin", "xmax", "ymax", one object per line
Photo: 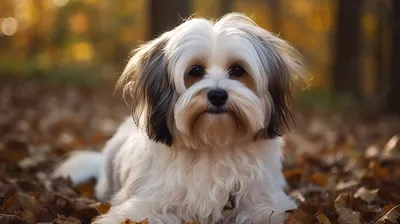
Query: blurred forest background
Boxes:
[
  {"xmin": 1, "ymin": 1, "xmax": 400, "ymax": 223},
  {"xmin": 0, "ymin": 0, "xmax": 399, "ymax": 114}
]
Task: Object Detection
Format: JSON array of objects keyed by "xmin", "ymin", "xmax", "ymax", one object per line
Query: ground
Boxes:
[{"xmin": 0, "ymin": 79, "xmax": 399, "ymax": 224}]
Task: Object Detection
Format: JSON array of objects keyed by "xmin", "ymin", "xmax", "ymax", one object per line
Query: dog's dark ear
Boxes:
[
  {"xmin": 219, "ymin": 14, "xmax": 306, "ymax": 138},
  {"xmin": 265, "ymin": 60, "xmax": 293, "ymax": 138},
  {"xmin": 117, "ymin": 32, "xmax": 174, "ymax": 145},
  {"xmin": 262, "ymin": 31, "xmax": 306, "ymax": 138}
]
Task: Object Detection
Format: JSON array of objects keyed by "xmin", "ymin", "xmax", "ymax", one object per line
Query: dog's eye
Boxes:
[
  {"xmin": 228, "ymin": 65, "xmax": 246, "ymax": 78},
  {"xmin": 188, "ymin": 66, "xmax": 205, "ymax": 77}
]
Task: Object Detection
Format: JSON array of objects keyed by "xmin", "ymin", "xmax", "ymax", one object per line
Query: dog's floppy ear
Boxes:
[
  {"xmin": 218, "ymin": 13, "xmax": 305, "ymax": 138},
  {"xmin": 262, "ymin": 32, "xmax": 305, "ymax": 138},
  {"xmin": 117, "ymin": 32, "xmax": 174, "ymax": 145}
]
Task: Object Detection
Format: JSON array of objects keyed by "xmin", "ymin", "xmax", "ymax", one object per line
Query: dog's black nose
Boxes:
[{"xmin": 207, "ymin": 89, "xmax": 228, "ymax": 106}]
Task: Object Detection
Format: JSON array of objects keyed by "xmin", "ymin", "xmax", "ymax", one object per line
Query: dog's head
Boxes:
[{"xmin": 118, "ymin": 13, "xmax": 305, "ymax": 149}]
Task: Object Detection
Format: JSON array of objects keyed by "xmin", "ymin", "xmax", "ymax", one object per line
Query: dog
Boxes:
[{"xmin": 53, "ymin": 13, "xmax": 305, "ymax": 224}]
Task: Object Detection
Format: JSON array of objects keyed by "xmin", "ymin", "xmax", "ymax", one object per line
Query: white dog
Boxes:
[{"xmin": 53, "ymin": 13, "xmax": 305, "ymax": 224}]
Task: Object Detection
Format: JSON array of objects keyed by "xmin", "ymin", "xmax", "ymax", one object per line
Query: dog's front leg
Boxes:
[
  {"xmin": 93, "ymin": 197, "xmax": 181, "ymax": 224},
  {"xmin": 234, "ymin": 183, "xmax": 297, "ymax": 224}
]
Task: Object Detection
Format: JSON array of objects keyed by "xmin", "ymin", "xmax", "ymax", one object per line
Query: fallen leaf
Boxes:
[
  {"xmin": 310, "ymin": 173, "xmax": 328, "ymax": 187},
  {"xmin": 74, "ymin": 198, "xmax": 100, "ymax": 222},
  {"xmin": 75, "ymin": 178, "xmax": 96, "ymax": 199},
  {"xmin": 0, "ymin": 214, "xmax": 28, "ymax": 224},
  {"xmin": 53, "ymin": 214, "xmax": 82, "ymax": 224},
  {"xmin": 336, "ymin": 180, "xmax": 360, "ymax": 191},
  {"xmin": 365, "ymin": 145, "xmax": 379, "ymax": 159},
  {"xmin": 120, "ymin": 218, "xmax": 149, "ymax": 224},
  {"xmin": 334, "ymin": 193, "xmax": 351, "ymax": 208},
  {"xmin": 2, "ymin": 193, "xmax": 45, "ymax": 224},
  {"xmin": 284, "ymin": 168, "xmax": 303, "ymax": 179},
  {"xmin": 284, "ymin": 209, "xmax": 313, "ymax": 224},
  {"xmin": 369, "ymin": 162, "xmax": 390, "ymax": 179},
  {"xmin": 335, "ymin": 207, "xmax": 362, "ymax": 224},
  {"xmin": 374, "ymin": 204, "xmax": 400, "ymax": 224},
  {"xmin": 315, "ymin": 212, "xmax": 332, "ymax": 224},
  {"xmin": 382, "ymin": 135, "xmax": 399, "ymax": 155},
  {"xmin": 89, "ymin": 202, "xmax": 111, "ymax": 214},
  {"xmin": 383, "ymin": 203, "xmax": 396, "ymax": 213},
  {"xmin": 290, "ymin": 190, "xmax": 306, "ymax": 203},
  {"xmin": 354, "ymin": 187, "xmax": 379, "ymax": 204}
]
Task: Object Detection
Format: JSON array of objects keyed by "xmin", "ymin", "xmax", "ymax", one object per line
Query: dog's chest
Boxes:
[
  {"xmin": 175, "ymin": 151, "xmax": 261, "ymax": 208},
  {"xmin": 163, "ymin": 150, "xmax": 263, "ymax": 223}
]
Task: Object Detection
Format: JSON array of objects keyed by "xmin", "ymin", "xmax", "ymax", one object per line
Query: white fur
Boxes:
[
  {"xmin": 55, "ymin": 118, "xmax": 296, "ymax": 224},
  {"xmin": 53, "ymin": 13, "xmax": 304, "ymax": 224},
  {"xmin": 52, "ymin": 151, "xmax": 103, "ymax": 185}
]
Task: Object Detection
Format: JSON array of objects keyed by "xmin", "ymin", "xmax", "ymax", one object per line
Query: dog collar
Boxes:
[{"xmin": 223, "ymin": 193, "xmax": 236, "ymax": 213}]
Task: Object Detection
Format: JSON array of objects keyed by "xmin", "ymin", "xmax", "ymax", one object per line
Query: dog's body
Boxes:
[
  {"xmin": 56, "ymin": 118, "xmax": 295, "ymax": 223},
  {"xmin": 53, "ymin": 13, "xmax": 305, "ymax": 224}
]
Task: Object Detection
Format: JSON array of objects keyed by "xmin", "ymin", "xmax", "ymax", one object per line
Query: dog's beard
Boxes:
[{"xmin": 174, "ymin": 81, "xmax": 267, "ymax": 150}]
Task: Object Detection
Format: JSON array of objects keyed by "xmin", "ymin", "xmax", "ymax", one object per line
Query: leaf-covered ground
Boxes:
[{"xmin": 0, "ymin": 80, "xmax": 399, "ymax": 224}]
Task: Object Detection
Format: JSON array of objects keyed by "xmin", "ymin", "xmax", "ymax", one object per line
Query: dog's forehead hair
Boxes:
[{"xmin": 166, "ymin": 17, "xmax": 270, "ymax": 94}]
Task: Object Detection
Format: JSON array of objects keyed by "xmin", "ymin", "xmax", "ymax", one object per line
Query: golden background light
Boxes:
[
  {"xmin": 53, "ymin": 0, "xmax": 69, "ymax": 7},
  {"xmin": 1, "ymin": 17, "xmax": 18, "ymax": 36}
]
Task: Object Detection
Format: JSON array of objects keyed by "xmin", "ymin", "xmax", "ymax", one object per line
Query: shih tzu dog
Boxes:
[{"xmin": 53, "ymin": 13, "xmax": 305, "ymax": 224}]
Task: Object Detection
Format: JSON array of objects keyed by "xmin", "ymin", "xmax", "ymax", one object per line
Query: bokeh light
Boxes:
[
  {"xmin": 53, "ymin": 0, "xmax": 69, "ymax": 7},
  {"xmin": 71, "ymin": 42, "xmax": 94, "ymax": 62},
  {"xmin": 1, "ymin": 17, "xmax": 18, "ymax": 36},
  {"xmin": 69, "ymin": 12, "xmax": 89, "ymax": 33}
]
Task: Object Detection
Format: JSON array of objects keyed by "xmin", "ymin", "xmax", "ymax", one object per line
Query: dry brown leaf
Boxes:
[
  {"xmin": 289, "ymin": 190, "xmax": 306, "ymax": 203},
  {"xmin": 310, "ymin": 173, "xmax": 328, "ymax": 187},
  {"xmin": 334, "ymin": 193, "xmax": 362, "ymax": 224},
  {"xmin": 335, "ymin": 207, "xmax": 361, "ymax": 224},
  {"xmin": 383, "ymin": 203, "xmax": 396, "ymax": 213},
  {"xmin": 369, "ymin": 162, "xmax": 390, "ymax": 179},
  {"xmin": 120, "ymin": 218, "xmax": 136, "ymax": 224},
  {"xmin": 0, "ymin": 214, "xmax": 28, "ymax": 224},
  {"xmin": 74, "ymin": 198, "xmax": 100, "ymax": 221},
  {"xmin": 53, "ymin": 214, "xmax": 82, "ymax": 224},
  {"xmin": 90, "ymin": 202, "xmax": 111, "ymax": 214},
  {"xmin": 382, "ymin": 135, "xmax": 399, "ymax": 155},
  {"xmin": 334, "ymin": 193, "xmax": 351, "ymax": 208},
  {"xmin": 2, "ymin": 138, "xmax": 28, "ymax": 163},
  {"xmin": 374, "ymin": 204, "xmax": 400, "ymax": 224},
  {"xmin": 120, "ymin": 218, "xmax": 149, "ymax": 224},
  {"xmin": 75, "ymin": 178, "xmax": 97, "ymax": 199},
  {"xmin": 284, "ymin": 168, "xmax": 304, "ymax": 179},
  {"xmin": 284, "ymin": 209, "xmax": 313, "ymax": 224},
  {"xmin": 354, "ymin": 187, "xmax": 379, "ymax": 204},
  {"xmin": 2, "ymin": 193, "xmax": 45, "ymax": 224},
  {"xmin": 315, "ymin": 213, "xmax": 332, "ymax": 224},
  {"xmin": 365, "ymin": 145, "xmax": 380, "ymax": 159},
  {"xmin": 335, "ymin": 180, "xmax": 360, "ymax": 191}
]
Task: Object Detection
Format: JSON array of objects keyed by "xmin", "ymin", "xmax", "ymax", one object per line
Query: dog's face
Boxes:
[{"xmin": 118, "ymin": 13, "xmax": 304, "ymax": 149}]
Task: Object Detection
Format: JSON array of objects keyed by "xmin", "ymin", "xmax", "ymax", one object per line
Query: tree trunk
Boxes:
[
  {"xmin": 28, "ymin": 0, "xmax": 44, "ymax": 58},
  {"xmin": 375, "ymin": 0, "xmax": 385, "ymax": 96},
  {"xmin": 149, "ymin": 0, "xmax": 190, "ymax": 38},
  {"xmin": 268, "ymin": 0, "xmax": 282, "ymax": 33},
  {"xmin": 219, "ymin": 0, "xmax": 232, "ymax": 16},
  {"xmin": 332, "ymin": 0, "xmax": 364, "ymax": 99},
  {"xmin": 387, "ymin": 0, "xmax": 400, "ymax": 114}
]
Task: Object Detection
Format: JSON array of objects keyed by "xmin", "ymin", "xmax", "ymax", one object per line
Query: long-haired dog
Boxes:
[{"xmin": 53, "ymin": 13, "xmax": 305, "ymax": 224}]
